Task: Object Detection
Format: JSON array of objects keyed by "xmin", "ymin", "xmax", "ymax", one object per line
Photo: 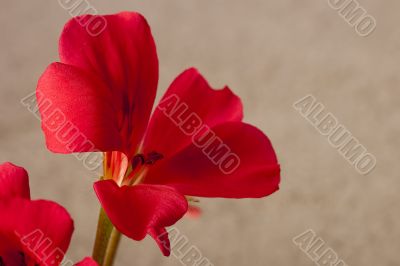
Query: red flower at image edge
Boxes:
[
  {"xmin": 36, "ymin": 12, "xmax": 281, "ymax": 256},
  {"xmin": 0, "ymin": 162, "xmax": 97, "ymax": 266}
]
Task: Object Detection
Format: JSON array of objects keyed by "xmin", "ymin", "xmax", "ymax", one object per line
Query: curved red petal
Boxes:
[
  {"xmin": 93, "ymin": 180, "xmax": 187, "ymax": 254},
  {"xmin": 144, "ymin": 122, "xmax": 280, "ymax": 198},
  {"xmin": 0, "ymin": 199, "xmax": 74, "ymax": 266},
  {"xmin": 60, "ymin": 12, "xmax": 158, "ymax": 157},
  {"xmin": 36, "ymin": 62, "xmax": 122, "ymax": 153},
  {"xmin": 75, "ymin": 257, "xmax": 99, "ymax": 266},
  {"xmin": 143, "ymin": 68, "xmax": 242, "ymax": 157},
  {"xmin": 0, "ymin": 162, "xmax": 30, "ymax": 200},
  {"xmin": 148, "ymin": 227, "xmax": 171, "ymax": 256}
]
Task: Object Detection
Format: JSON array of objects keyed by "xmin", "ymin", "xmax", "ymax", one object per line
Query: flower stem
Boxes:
[
  {"xmin": 102, "ymin": 228, "xmax": 122, "ymax": 266},
  {"xmin": 92, "ymin": 154, "xmax": 124, "ymax": 265},
  {"xmin": 92, "ymin": 208, "xmax": 113, "ymax": 264},
  {"xmin": 92, "ymin": 208, "xmax": 121, "ymax": 266}
]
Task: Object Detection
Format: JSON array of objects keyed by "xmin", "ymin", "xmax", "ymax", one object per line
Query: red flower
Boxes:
[
  {"xmin": 0, "ymin": 162, "xmax": 97, "ymax": 266},
  {"xmin": 36, "ymin": 12, "xmax": 280, "ymax": 256}
]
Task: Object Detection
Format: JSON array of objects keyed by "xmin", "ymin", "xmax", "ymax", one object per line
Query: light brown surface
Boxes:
[{"xmin": 0, "ymin": 0, "xmax": 399, "ymax": 265}]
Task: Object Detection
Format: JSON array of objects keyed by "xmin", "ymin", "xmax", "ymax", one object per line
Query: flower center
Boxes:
[
  {"xmin": 103, "ymin": 151, "xmax": 164, "ymax": 186},
  {"xmin": 123, "ymin": 151, "xmax": 164, "ymax": 186}
]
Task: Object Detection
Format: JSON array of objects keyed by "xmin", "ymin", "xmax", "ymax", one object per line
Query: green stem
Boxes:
[
  {"xmin": 103, "ymin": 228, "xmax": 122, "ymax": 266},
  {"xmin": 92, "ymin": 209, "xmax": 113, "ymax": 264},
  {"xmin": 92, "ymin": 154, "xmax": 124, "ymax": 265},
  {"xmin": 92, "ymin": 208, "xmax": 121, "ymax": 266}
]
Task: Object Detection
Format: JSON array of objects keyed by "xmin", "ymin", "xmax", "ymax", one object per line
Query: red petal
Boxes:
[
  {"xmin": 0, "ymin": 162, "xmax": 30, "ymax": 200},
  {"xmin": 75, "ymin": 257, "xmax": 98, "ymax": 266},
  {"xmin": 148, "ymin": 227, "xmax": 171, "ymax": 256},
  {"xmin": 0, "ymin": 199, "xmax": 74, "ymax": 265},
  {"xmin": 143, "ymin": 68, "xmax": 242, "ymax": 157},
  {"xmin": 59, "ymin": 12, "xmax": 158, "ymax": 156},
  {"xmin": 144, "ymin": 122, "xmax": 280, "ymax": 198},
  {"xmin": 37, "ymin": 62, "xmax": 122, "ymax": 153},
  {"xmin": 93, "ymin": 181, "xmax": 187, "ymax": 255}
]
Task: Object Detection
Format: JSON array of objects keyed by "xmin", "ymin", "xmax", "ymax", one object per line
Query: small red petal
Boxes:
[
  {"xmin": 0, "ymin": 162, "xmax": 30, "ymax": 200},
  {"xmin": 148, "ymin": 227, "xmax": 171, "ymax": 256},
  {"xmin": 93, "ymin": 180, "xmax": 188, "ymax": 255},
  {"xmin": 75, "ymin": 257, "xmax": 99, "ymax": 266}
]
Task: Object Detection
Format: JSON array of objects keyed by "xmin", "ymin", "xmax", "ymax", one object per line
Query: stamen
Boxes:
[
  {"xmin": 125, "ymin": 151, "xmax": 164, "ymax": 185},
  {"xmin": 131, "ymin": 154, "xmax": 145, "ymax": 170},
  {"xmin": 131, "ymin": 152, "xmax": 164, "ymax": 168},
  {"xmin": 145, "ymin": 151, "xmax": 164, "ymax": 165}
]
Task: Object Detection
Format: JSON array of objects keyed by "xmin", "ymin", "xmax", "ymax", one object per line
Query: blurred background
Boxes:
[{"xmin": 0, "ymin": 0, "xmax": 399, "ymax": 265}]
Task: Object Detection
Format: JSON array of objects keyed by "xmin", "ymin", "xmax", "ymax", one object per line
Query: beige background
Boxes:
[{"xmin": 1, "ymin": 0, "xmax": 399, "ymax": 265}]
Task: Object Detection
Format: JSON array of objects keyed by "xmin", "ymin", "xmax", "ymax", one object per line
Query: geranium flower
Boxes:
[
  {"xmin": 0, "ymin": 162, "xmax": 97, "ymax": 266},
  {"xmin": 36, "ymin": 12, "xmax": 280, "ymax": 256}
]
